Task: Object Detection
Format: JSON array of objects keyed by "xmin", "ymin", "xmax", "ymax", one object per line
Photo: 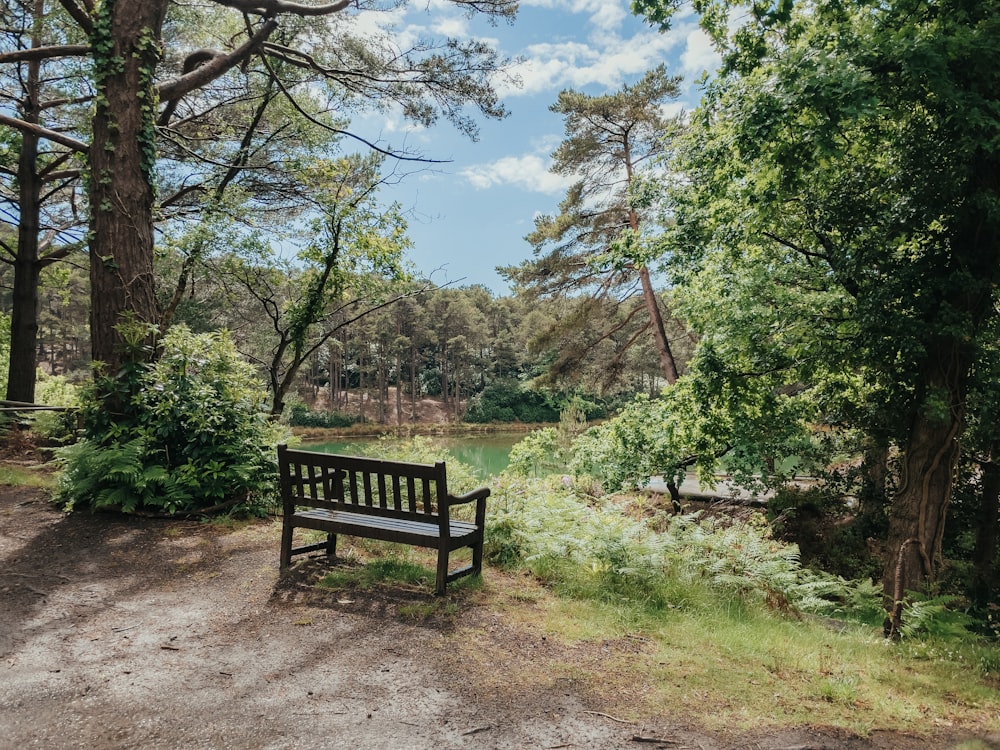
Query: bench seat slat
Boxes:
[{"xmin": 295, "ymin": 508, "xmax": 478, "ymax": 539}]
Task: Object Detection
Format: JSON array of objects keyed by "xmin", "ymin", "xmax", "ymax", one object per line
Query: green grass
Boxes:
[
  {"xmin": 460, "ymin": 573, "xmax": 1000, "ymax": 736},
  {"xmin": 318, "ymin": 557, "xmax": 435, "ymax": 590},
  {"xmin": 0, "ymin": 463, "xmax": 55, "ymax": 489}
]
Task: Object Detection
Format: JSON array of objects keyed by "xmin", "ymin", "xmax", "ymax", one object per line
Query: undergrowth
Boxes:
[
  {"xmin": 53, "ymin": 324, "xmax": 285, "ymax": 516},
  {"xmin": 474, "ymin": 466, "xmax": 1000, "ymax": 733},
  {"xmin": 485, "ymin": 473, "xmax": 886, "ymax": 624}
]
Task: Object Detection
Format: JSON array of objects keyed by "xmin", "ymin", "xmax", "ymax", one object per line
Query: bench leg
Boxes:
[
  {"xmin": 279, "ymin": 519, "xmax": 294, "ymax": 570},
  {"xmin": 327, "ymin": 532, "xmax": 337, "ymax": 559},
  {"xmin": 471, "ymin": 538, "xmax": 483, "ymax": 577},
  {"xmin": 435, "ymin": 547, "xmax": 449, "ymax": 595}
]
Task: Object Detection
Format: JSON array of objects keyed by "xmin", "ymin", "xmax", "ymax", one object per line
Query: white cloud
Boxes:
[
  {"xmin": 679, "ymin": 26, "xmax": 721, "ymax": 79},
  {"xmin": 497, "ymin": 29, "xmax": 682, "ymax": 98},
  {"xmin": 660, "ymin": 100, "xmax": 687, "ymax": 119},
  {"xmin": 521, "ymin": 0, "xmax": 628, "ymax": 33},
  {"xmin": 433, "ymin": 16, "xmax": 471, "ymax": 38},
  {"xmin": 460, "ymin": 154, "xmax": 576, "ymax": 194}
]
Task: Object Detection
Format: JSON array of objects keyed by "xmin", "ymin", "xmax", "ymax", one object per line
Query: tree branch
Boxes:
[
  {"xmin": 55, "ymin": 0, "xmax": 93, "ymax": 34},
  {"xmin": 0, "ymin": 112, "xmax": 87, "ymax": 153},
  {"xmin": 0, "ymin": 45, "xmax": 90, "ymax": 64},
  {"xmin": 157, "ymin": 19, "xmax": 279, "ymax": 103},
  {"xmin": 260, "ymin": 53, "xmax": 448, "ymax": 163},
  {"xmin": 211, "ymin": 0, "xmax": 352, "ymax": 17}
]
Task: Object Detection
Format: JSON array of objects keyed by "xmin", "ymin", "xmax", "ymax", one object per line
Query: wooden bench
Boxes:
[{"xmin": 277, "ymin": 444, "xmax": 490, "ymax": 594}]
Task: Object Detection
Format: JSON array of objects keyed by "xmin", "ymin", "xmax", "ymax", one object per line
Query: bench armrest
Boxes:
[
  {"xmin": 447, "ymin": 486, "xmax": 488, "ymax": 530},
  {"xmin": 447, "ymin": 486, "xmax": 490, "ymax": 506}
]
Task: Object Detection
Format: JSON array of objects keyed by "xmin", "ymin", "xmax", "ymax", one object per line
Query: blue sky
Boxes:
[{"xmin": 349, "ymin": 0, "xmax": 720, "ymax": 294}]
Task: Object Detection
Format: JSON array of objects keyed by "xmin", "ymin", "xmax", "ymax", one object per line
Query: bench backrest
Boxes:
[{"xmin": 277, "ymin": 444, "xmax": 449, "ymax": 522}]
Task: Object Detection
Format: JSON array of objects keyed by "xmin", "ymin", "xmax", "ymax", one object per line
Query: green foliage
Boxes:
[
  {"xmin": 464, "ymin": 381, "xmax": 605, "ymax": 425},
  {"xmin": 485, "ymin": 472, "xmax": 882, "ymax": 621},
  {"xmin": 570, "ymin": 355, "xmax": 822, "ymax": 495},
  {"xmin": 640, "ymin": 0, "xmax": 1000, "ymax": 606},
  {"xmin": 286, "ymin": 403, "xmax": 355, "ymax": 428},
  {"xmin": 897, "ymin": 594, "xmax": 974, "ymax": 641},
  {"xmin": 463, "ymin": 380, "xmax": 560, "ymax": 423},
  {"xmin": 506, "ymin": 428, "xmax": 560, "ymax": 477},
  {"xmin": 55, "ymin": 325, "xmax": 284, "ymax": 516},
  {"xmin": 504, "ymin": 400, "xmax": 595, "ymax": 477},
  {"xmin": 768, "ymin": 486, "xmax": 882, "ymax": 582},
  {"xmin": 29, "ymin": 372, "xmax": 81, "ymax": 442}
]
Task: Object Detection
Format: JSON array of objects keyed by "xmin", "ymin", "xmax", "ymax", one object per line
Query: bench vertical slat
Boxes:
[
  {"xmin": 406, "ymin": 476, "xmax": 417, "ymax": 512},
  {"xmin": 307, "ymin": 464, "xmax": 320, "ymax": 501},
  {"xmin": 363, "ymin": 471, "xmax": 374, "ymax": 508},
  {"xmin": 391, "ymin": 474, "xmax": 402, "ymax": 511},
  {"xmin": 377, "ymin": 473, "xmax": 388, "ymax": 509},
  {"xmin": 293, "ymin": 461, "xmax": 305, "ymax": 501},
  {"xmin": 421, "ymin": 477, "xmax": 432, "ymax": 513},
  {"xmin": 349, "ymin": 469, "xmax": 359, "ymax": 505}
]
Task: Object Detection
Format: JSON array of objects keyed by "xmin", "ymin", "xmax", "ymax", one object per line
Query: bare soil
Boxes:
[{"xmin": 1, "ymin": 483, "xmax": 998, "ymax": 750}]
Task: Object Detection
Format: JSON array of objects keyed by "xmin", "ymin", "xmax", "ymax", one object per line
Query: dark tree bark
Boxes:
[
  {"xmin": 883, "ymin": 351, "xmax": 966, "ymax": 637},
  {"xmin": 882, "ymin": 150, "xmax": 1000, "ymax": 632},
  {"xmin": 87, "ymin": 0, "xmax": 169, "ymax": 381},
  {"xmin": 8, "ymin": 53, "xmax": 42, "ymax": 403},
  {"xmin": 6, "ymin": 0, "xmax": 46, "ymax": 403},
  {"xmin": 859, "ymin": 433, "xmax": 891, "ymax": 523},
  {"xmin": 972, "ymin": 445, "xmax": 1000, "ymax": 609}
]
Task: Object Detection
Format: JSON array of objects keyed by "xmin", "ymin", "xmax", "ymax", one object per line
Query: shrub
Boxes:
[
  {"xmin": 287, "ymin": 403, "xmax": 356, "ymax": 428},
  {"xmin": 29, "ymin": 372, "xmax": 81, "ymax": 442},
  {"xmin": 54, "ymin": 325, "xmax": 285, "ymax": 516},
  {"xmin": 485, "ymin": 472, "xmax": 883, "ymax": 622},
  {"xmin": 506, "ymin": 427, "xmax": 561, "ymax": 477},
  {"xmin": 464, "ymin": 380, "xmax": 560, "ymax": 424}
]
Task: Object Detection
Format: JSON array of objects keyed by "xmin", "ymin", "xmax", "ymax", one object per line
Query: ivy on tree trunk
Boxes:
[{"xmin": 87, "ymin": 0, "xmax": 166, "ymax": 387}]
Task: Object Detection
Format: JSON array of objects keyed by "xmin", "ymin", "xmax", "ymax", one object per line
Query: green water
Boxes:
[{"xmin": 302, "ymin": 433, "xmax": 525, "ymax": 478}]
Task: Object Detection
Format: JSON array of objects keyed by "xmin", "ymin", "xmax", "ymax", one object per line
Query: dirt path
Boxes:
[{"xmin": 0, "ymin": 486, "xmax": 994, "ymax": 750}]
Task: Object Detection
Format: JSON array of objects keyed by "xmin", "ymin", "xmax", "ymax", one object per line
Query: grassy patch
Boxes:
[
  {"xmin": 450, "ymin": 572, "xmax": 1000, "ymax": 736},
  {"xmin": 318, "ymin": 557, "xmax": 435, "ymax": 590},
  {"xmin": 0, "ymin": 462, "xmax": 55, "ymax": 489}
]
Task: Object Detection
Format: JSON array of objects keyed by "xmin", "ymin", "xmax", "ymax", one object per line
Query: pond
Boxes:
[{"xmin": 301, "ymin": 432, "xmax": 528, "ymax": 479}]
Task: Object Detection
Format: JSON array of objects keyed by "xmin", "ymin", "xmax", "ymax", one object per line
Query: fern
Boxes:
[
  {"xmin": 485, "ymin": 472, "xmax": 882, "ymax": 622},
  {"xmin": 54, "ymin": 326, "xmax": 285, "ymax": 516}
]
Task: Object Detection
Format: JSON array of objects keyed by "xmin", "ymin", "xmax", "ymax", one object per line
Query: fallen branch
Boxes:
[
  {"xmin": 630, "ymin": 737, "xmax": 678, "ymax": 745},
  {"xmin": 584, "ymin": 710, "xmax": 635, "ymax": 725},
  {"xmin": 462, "ymin": 726, "xmax": 492, "ymax": 736}
]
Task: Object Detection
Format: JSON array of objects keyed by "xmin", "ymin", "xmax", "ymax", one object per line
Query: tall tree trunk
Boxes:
[
  {"xmin": 625, "ymin": 140, "xmax": 678, "ymax": 385},
  {"xmin": 6, "ymin": 0, "xmax": 43, "ymax": 403},
  {"xmin": 859, "ymin": 432, "xmax": 891, "ymax": 525},
  {"xmin": 410, "ymin": 343, "xmax": 418, "ymax": 421},
  {"xmin": 440, "ymin": 342, "xmax": 449, "ymax": 408},
  {"xmin": 328, "ymin": 343, "xmax": 340, "ymax": 411},
  {"xmin": 87, "ymin": 0, "xmax": 167, "ymax": 385},
  {"xmin": 637, "ymin": 265, "xmax": 678, "ymax": 385},
  {"xmin": 972, "ymin": 444, "xmax": 1000, "ymax": 609},
  {"xmin": 9, "ymin": 123, "xmax": 41, "ymax": 403},
  {"xmin": 376, "ymin": 351, "xmax": 386, "ymax": 424},
  {"xmin": 883, "ymin": 348, "xmax": 967, "ymax": 637},
  {"xmin": 395, "ymin": 353, "xmax": 403, "ymax": 425},
  {"xmin": 358, "ymin": 348, "xmax": 366, "ymax": 423}
]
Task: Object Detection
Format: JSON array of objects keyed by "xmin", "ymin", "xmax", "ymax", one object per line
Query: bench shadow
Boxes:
[{"xmin": 270, "ymin": 553, "xmax": 477, "ymax": 630}]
